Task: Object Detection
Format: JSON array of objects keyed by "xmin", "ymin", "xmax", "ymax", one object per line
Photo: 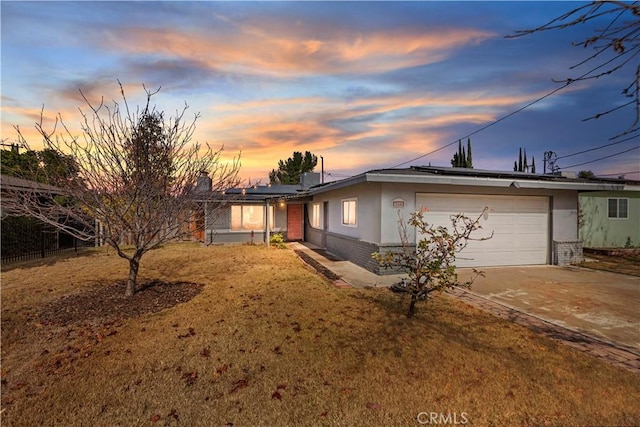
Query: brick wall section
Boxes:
[
  {"xmin": 553, "ymin": 240, "xmax": 584, "ymax": 265},
  {"xmin": 375, "ymin": 244, "xmax": 410, "ymax": 275},
  {"xmin": 326, "ymin": 233, "xmax": 381, "ymax": 274},
  {"xmin": 305, "ymin": 226, "xmax": 324, "ymax": 247}
]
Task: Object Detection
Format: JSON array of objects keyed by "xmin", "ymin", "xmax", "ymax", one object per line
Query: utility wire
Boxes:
[
  {"xmin": 557, "ymin": 145, "xmax": 640, "ymax": 170},
  {"xmin": 596, "ymin": 170, "xmax": 640, "ymax": 176},
  {"xmin": 556, "ymin": 134, "xmax": 639, "ymax": 160},
  {"xmin": 388, "ymin": 35, "xmax": 637, "ymax": 169},
  {"xmin": 388, "ymin": 81, "xmax": 570, "ymax": 168}
]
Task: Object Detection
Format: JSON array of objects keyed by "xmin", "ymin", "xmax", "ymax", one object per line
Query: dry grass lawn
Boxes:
[
  {"xmin": 2, "ymin": 243, "xmax": 639, "ymax": 426},
  {"xmin": 580, "ymin": 253, "xmax": 640, "ymax": 277}
]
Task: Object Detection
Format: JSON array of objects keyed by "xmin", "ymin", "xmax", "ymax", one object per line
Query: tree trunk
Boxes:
[
  {"xmin": 407, "ymin": 294, "xmax": 418, "ymax": 318},
  {"xmin": 126, "ymin": 257, "xmax": 140, "ymax": 297}
]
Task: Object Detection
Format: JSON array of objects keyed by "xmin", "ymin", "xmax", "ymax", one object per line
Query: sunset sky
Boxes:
[{"xmin": 2, "ymin": 1, "xmax": 639, "ymax": 183}]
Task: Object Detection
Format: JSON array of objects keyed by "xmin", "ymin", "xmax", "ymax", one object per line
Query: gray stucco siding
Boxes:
[
  {"xmin": 311, "ymin": 182, "xmax": 382, "ymax": 242},
  {"xmin": 308, "ymin": 182, "xmax": 581, "ymax": 270}
]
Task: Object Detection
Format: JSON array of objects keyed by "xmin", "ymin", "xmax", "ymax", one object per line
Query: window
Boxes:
[
  {"xmin": 608, "ymin": 198, "xmax": 628, "ymax": 219},
  {"xmin": 342, "ymin": 198, "xmax": 357, "ymax": 226},
  {"xmin": 311, "ymin": 203, "xmax": 322, "ymax": 228},
  {"xmin": 231, "ymin": 205, "xmax": 275, "ymax": 231}
]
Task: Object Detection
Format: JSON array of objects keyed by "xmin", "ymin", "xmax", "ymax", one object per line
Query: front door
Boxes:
[{"xmin": 287, "ymin": 204, "xmax": 303, "ymax": 241}]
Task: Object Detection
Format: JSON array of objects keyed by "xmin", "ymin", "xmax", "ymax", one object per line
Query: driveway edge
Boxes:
[{"xmin": 447, "ymin": 288, "xmax": 640, "ymax": 374}]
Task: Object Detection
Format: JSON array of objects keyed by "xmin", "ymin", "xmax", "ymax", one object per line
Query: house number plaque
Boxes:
[{"xmin": 392, "ymin": 198, "xmax": 405, "ymax": 209}]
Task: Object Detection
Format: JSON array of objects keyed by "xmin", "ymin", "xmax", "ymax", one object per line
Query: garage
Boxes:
[{"xmin": 416, "ymin": 193, "xmax": 550, "ymax": 267}]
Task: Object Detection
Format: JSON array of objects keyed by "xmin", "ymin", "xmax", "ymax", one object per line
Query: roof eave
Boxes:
[{"xmin": 363, "ymin": 171, "xmax": 626, "ymax": 191}]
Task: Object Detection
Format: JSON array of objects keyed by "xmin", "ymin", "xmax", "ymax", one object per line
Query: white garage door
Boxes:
[{"xmin": 415, "ymin": 194, "xmax": 549, "ymax": 267}]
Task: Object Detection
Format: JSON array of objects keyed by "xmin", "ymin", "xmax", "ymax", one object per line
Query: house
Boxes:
[
  {"xmin": 578, "ymin": 179, "xmax": 640, "ymax": 248},
  {"xmin": 301, "ymin": 166, "xmax": 631, "ymax": 273},
  {"xmin": 192, "ymin": 172, "xmax": 317, "ymax": 245}
]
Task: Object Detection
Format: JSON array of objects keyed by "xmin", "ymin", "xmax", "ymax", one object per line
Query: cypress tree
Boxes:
[
  {"xmin": 466, "ymin": 138, "xmax": 473, "ymax": 168},
  {"xmin": 461, "ymin": 146, "xmax": 466, "ymax": 168},
  {"xmin": 531, "ymin": 157, "xmax": 536, "ymax": 174},
  {"xmin": 518, "ymin": 148, "xmax": 523, "ymax": 172},
  {"xmin": 523, "ymin": 149, "xmax": 528, "ymax": 173},
  {"xmin": 458, "ymin": 140, "xmax": 463, "ymax": 167},
  {"xmin": 514, "ymin": 161, "xmax": 518, "ymax": 172}
]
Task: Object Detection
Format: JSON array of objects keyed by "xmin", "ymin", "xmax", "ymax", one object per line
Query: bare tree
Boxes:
[
  {"xmin": 373, "ymin": 209, "xmax": 492, "ymax": 318},
  {"xmin": 508, "ymin": 1, "xmax": 640, "ymax": 138},
  {"xmin": 3, "ymin": 82, "xmax": 241, "ymax": 296}
]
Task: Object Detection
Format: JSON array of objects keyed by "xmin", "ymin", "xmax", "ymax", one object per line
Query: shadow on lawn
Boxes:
[{"xmin": 341, "ymin": 289, "xmax": 544, "ymax": 368}]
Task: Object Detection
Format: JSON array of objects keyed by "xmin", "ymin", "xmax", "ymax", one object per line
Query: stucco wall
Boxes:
[
  {"xmin": 308, "ymin": 181, "xmax": 581, "ymax": 271},
  {"xmin": 310, "ymin": 182, "xmax": 382, "ymax": 242},
  {"xmin": 579, "ymin": 191, "xmax": 640, "ymax": 248}
]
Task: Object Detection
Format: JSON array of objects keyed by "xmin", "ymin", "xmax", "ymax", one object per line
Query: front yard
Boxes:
[
  {"xmin": 1, "ymin": 243, "xmax": 639, "ymax": 426},
  {"xmin": 580, "ymin": 251, "xmax": 640, "ymax": 277}
]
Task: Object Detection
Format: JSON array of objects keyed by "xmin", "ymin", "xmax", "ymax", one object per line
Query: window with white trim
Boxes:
[
  {"xmin": 608, "ymin": 198, "xmax": 628, "ymax": 219},
  {"xmin": 342, "ymin": 198, "xmax": 357, "ymax": 226},
  {"xmin": 231, "ymin": 205, "xmax": 275, "ymax": 230},
  {"xmin": 311, "ymin": 203, "xmax": 322, "ymax": 228}
]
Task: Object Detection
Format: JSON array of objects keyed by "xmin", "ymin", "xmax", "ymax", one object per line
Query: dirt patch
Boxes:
[
  {"xmin": 294, "ymin": 249, "xmax": 341, "ymax": 281},
  {"xmin": 38, "ymin": 280, "xmax": 204, "ymax": 327}
]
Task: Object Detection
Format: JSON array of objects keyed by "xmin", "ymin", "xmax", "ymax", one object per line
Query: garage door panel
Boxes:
[{"xmin": 416, "ymin": 194, "xmax": 549, "ymax": 267}]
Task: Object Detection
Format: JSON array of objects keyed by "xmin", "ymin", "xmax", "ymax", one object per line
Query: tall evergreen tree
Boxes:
[
  {"xmin": 269, "ymin": 151, "xmax": 318, "ymax": 184},
  {"xmin": 523, "ymin": 149, "xmax": 528, "ymax": 173},
  {"xmin": 451, "ymin": 152, "xmax": 459, "ymax": 167},
  {"xmin": 531, "ymin": 157, "xmax": 536, "ymax": 174},
  {"xmin": 518, "ymin": 148, "xmax": 523, "ymax": 172},
  {"xmin": 514, "ymin": 161, "xmax": 518, "ymax": 172},
  {"xmin": 451, "ymin": 139, "xmax": 473, "ymax": 168}
]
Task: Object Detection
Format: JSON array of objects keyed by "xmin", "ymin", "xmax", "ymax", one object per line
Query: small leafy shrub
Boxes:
[
  {"xmin": 625, "ymin": 236, "xmax": 633, "ymax": 248},
  {"xmin": 373, "ymin": 209, "xmax": 492, "ymax": 317},
  {"xmin": 269, "ymin": 233, "xmax": 286, "ymax": 249}
]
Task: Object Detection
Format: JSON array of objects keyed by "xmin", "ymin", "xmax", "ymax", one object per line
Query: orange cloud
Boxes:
[{"xmin": 102, "ymin": 23, "xmax": 495, "ymax": 76}]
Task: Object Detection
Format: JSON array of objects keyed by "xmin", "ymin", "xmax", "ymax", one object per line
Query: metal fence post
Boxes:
[{"xmin": 41, "ymin": 229, "xmax": 46, "ymax": 258}]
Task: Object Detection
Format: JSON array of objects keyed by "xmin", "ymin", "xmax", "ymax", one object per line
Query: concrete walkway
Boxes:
[{"xmin": 290, "ymin": 242, "xmax": 640, "ymax": 374}]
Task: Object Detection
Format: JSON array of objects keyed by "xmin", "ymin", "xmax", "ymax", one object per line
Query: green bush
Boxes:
[{"xmin": 269, "ymin": 233, "xmax": 286, "ymax": 249}]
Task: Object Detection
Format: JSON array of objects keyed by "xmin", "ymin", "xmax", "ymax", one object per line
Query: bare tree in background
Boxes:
[
  {"xmin": 3, "ymin": 83, "xmax": 241, "ymax": 296},
  {"xmin": 508, "ymin": 1, "xmax": 640, "ymax": 138}
]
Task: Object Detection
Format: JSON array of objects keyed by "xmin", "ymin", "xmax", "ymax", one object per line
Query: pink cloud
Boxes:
[{"xmin": 99, "ymin": 23, "xmax": 495, "ymax": 76}]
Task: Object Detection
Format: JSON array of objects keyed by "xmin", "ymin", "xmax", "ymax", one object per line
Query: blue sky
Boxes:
[{"xmin": 2, "ymin": 1, "xmax": 638, "ymax": 182}]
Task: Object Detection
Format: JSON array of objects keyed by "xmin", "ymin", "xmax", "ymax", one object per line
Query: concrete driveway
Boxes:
[
  {"xmin": 292, "ymin": 243, "xmax": 640, "ymax": 354},
  {"xmin": 457, "ymin": 266, "xmax": 640, "ymax": 353}
]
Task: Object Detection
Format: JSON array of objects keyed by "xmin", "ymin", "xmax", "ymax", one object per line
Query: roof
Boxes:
[
  {"xmin": 308, "ymin": 166, "xmax": 639, "ymax": 194},
  {"xmin": 193, "ymin": 183, "xmax": 311, "ymax": 202},
  {"xmin": 0, "ymin": 174, "xmax": 63, "ymax": 193}
]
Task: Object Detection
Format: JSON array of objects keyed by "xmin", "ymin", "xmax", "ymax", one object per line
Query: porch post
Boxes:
[{"xmin": 265, "ymin": 198, "xmax": 271, "ymax": 247}]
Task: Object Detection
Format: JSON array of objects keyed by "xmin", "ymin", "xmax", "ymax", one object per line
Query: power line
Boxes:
[
  {"xmin": 389, "ymin": 81, "xmax": 570, "ymax": 168},
  {"xmin": 596, "ymin": 170, "xmax": 640, "ymax": 177},
  {"xmin": 557, "ymin": 145, "xmax": 640, "ymax": 170},
  {"xmin": 387, "ymin": 33, "xmax": 638, "ymax": 170},
  {"xmin": 556, "ymin": 134, "xmax": 639, "ymax": 160}
]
